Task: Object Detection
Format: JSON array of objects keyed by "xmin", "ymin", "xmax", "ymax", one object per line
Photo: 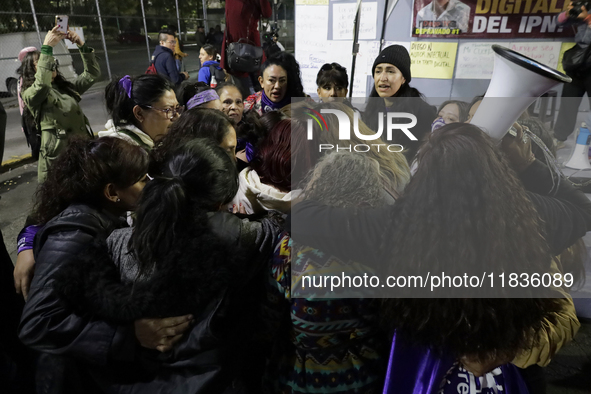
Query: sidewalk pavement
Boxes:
[{"xmin": 0, "ymin": 80, "xmax": 109, "ymax": 173}]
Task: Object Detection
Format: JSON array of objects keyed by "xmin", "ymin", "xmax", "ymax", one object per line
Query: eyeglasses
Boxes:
[
  {"xmin": 166, "ymin": 40, "xmax": 177, "ymax": 45},
  {"xmin": 144, "ymin": 105, "xmax": 184, "ymax": 119}
]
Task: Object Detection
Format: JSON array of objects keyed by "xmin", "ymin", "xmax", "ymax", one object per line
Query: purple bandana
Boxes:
[
  {"xmin": 119, "ymin": 75, "xmax": 133, "ymax": 99},
  {"xmin": 260, "ymin": 90, "xmax": 290, "ymax": 113},
  {"xmin": 187, "ymin": 90, "xmax": 219, "ymax": 109}
]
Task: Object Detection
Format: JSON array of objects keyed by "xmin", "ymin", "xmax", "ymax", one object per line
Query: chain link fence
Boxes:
[
  {"xmin": 0, "ymin": 0, "xmax": 294, "ymax": 97},
  {"xmin": 0, "ymin": 0, "xmax": 214, "ymax": 95}
]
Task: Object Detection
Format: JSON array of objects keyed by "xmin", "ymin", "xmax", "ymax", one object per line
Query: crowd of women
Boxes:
[{"xmin": 3, "ymin": 23, "xmax": 591, "ymax": 394}]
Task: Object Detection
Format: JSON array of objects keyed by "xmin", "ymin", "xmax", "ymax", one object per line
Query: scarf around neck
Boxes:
[{"xmin": 261, "ymin": 90, "xmax": 290, "ymax": 113}]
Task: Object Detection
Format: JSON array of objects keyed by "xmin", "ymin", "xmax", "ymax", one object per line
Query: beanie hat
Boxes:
[
  {"xmin": 18, "ymin": 46, "xmax": 38, "ymax": 62},
  {"xmin": 372, "ymin": 45, "xmax": 411, "ymax": 83}
]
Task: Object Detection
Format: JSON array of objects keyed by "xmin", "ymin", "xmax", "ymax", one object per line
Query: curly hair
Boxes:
[
  {"xmin": 380, "ymin": 122, "xmax": 562, "ymax": 362},
  {"xmin": 261, "ymin": 52, "xmax": 306, "ymax": 98},
  {"xmin": 293, "ymin": 102, "xmax": 411, "ymax": 196},
  {"xmin": 31, "ymin": 137, "xmax": 149, "ymax": 225},
  {"xmin": 302, "ymin": 152, "xmax": 384, "ymax": 208},
  {"xmin": 150, "ymin": 108, "xmax": 235, "ymax": 175}
]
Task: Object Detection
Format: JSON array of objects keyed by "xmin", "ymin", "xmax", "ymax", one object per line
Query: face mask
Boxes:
[{"xmin": 431, "ymin": 117, "xmax": 446, "ymax": 132}]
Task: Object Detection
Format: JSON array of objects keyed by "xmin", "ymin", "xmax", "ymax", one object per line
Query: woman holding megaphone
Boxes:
[
  {"xmin": 553, "ymin": 1, "xmax": 591, "ymax": 148},
  {"xmin": 362, "ymin": 45, "xmax": 437, "ymax": 162}
]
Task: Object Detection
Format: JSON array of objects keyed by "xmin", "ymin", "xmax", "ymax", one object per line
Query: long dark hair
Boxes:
[
  {"xmin": 150, "ymin": 108, "xmax": 235, "ymax": 174},
  {"xmin": 131, "ymin": 139, "xmax": 238, "ymax": 276},
  {"xmin": 261, "ymin": 52, "xmax": 306, "ymax": 98},
  {"xmin": 31, "ymin": 137, "xmax": 149, "ymax": 225},
  {"xmin": 18, "ymin": 51, "xmax": 79, "ymax": 100},
  {"xmin": 380, "ymin": 123, "xmax": 562, "ymax": 361},
  {"xmin": 105, "ymin": 74, "xmax": 173, "ymax": 129}
]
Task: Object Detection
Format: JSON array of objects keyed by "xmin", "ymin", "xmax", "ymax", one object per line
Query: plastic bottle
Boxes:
[{"xmin": 210, "ymin": 74, "xmax": 217, "ymax": 89}]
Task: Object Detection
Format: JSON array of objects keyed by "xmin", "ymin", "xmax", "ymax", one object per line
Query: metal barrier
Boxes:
[{"xmin": 0, "ymin": 0, "xmax": 215, "ymax": 93}]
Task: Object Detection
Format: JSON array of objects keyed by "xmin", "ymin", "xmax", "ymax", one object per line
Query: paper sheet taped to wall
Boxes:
[
  {"xmin": 455, "ymin": 42, "xmax": 563, "ymax": 79},
  {"xmin": 410, "ymin": 42, "xmax": 458, "ymax": 79},
  {"xmin": 332, "ymin": 2, "xmax": 378, "ymax": 40}
]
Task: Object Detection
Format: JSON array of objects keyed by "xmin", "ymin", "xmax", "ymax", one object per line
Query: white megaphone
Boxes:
[
  {"xmin": 565, "ymin": 123, "xmax": 591, "ymax": 170},
  {"xmin": 471, "ymin": 45, "xmax": 572, "ymax": 142}
]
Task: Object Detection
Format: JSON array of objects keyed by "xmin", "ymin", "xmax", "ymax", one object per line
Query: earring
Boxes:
[{"xmin": 116, "ymin": 198, "xmax": 121, "ymax": 202}]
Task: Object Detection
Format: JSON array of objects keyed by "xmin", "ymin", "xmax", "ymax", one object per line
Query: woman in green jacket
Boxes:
[{"xmin": 20, "ymin": 25, "xmax": 101, "ymax": 181}]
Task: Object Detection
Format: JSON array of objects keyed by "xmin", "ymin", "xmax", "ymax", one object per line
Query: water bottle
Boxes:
[{"xmin": 210, "ymin": 74, "xmax": 217, "ymax": 89}]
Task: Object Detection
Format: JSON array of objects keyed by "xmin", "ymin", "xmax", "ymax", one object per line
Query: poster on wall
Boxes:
[{"xmin": 412, "ymin": 0, "xmax": 574, "ymax": 39}]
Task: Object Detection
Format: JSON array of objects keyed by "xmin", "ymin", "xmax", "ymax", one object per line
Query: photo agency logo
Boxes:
[{"xmin": 303, "ymin": 107, "xmax": 419, "ymax": 153}]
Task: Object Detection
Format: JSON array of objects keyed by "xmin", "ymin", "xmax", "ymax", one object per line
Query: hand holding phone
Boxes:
[
  {"xmin": 55, "ymin": 15, "xmax": 69, "ymax": 34},
  {"xmin": 43, "ymin": 25, "xmax": 66, "ymax": 48}
]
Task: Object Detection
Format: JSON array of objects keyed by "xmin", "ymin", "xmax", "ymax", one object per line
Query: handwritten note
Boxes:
[
  {"xmin": 508, "ymin": 42, "xmax": 561, "ymax": 69},
  {"xmin": 296, "ymin": 0, "xmax": 328, "ymax": 4},
  {"xmin": 410, "ymin": 42, "xmax": 458, "ymax": 79},
  {"xmin": 557, "ymin": 42, "xmax": 577, "ymax": 74},
  {"xmin": 455, "ymin": 42, "xmax": 502, "ymax": 79},
  {"xmin": 333, "ymin": 2, "xmax": 378, "ymax": 40},
  {"xmin": 295, "ymin": 5, "xmax": 329, "ymax": 52},
  {"xmin": 456, "ymin": 42, "xmax": 563, "ymax": 79},
  {"xmin": 295, "ymin": 5, "xmax": 329, "ymax": 95}
]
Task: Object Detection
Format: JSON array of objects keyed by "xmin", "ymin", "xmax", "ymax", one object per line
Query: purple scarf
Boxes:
[
  {"xmin": 260, "ymin": 90, "xmax": 290, "ymax": 113},
  {"xmin": 383, "ymin": 331, "xmax": 530, "ymax": 394}
]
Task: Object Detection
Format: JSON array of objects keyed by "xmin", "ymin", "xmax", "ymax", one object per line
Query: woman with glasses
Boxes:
[
  {"xmin": 101, "ymin": 74, "xmax": 181, "ymax": 150},
  {"xmin": 316, "ymin": 62, "xmax": 349, "ymax": 102},
  {"xmin": 19, "ymin": 25, "xmax": 101, "ymax": 182}
]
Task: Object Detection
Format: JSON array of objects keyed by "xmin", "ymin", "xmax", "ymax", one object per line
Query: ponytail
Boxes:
[{"xmin": 130, "ymin": 177, "xmax": 190, "ymax": 276}]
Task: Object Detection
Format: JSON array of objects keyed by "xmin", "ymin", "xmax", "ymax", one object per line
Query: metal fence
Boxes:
[
  {"xmin": 0, "ymin": 0, "xmax": 213, "ymax": 93},
  {"xmin": 0, "ymin": 0, "xmax": 295, "ymax": 96}
]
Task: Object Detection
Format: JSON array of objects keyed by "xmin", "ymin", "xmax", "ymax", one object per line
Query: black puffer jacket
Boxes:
[
  {"xmin": 51, "ymin": 209, "xmax": 283, "ymax": 394},
  {"xmin": 18, "ymin": 203, "xmax": 133, "ymax": 394}
]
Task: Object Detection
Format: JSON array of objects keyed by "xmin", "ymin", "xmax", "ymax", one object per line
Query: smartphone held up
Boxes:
[{"xmin": 55, "ymin": 15, "xmax": 68, "ymax": 34}]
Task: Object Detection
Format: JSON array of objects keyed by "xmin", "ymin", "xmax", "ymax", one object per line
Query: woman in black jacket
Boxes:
[
  {"xmin": 363, "ymin": 45, "xmax": 436, "ymax": 162},
  {"xmin": 18, "ymin": 137, "xmax": 194, "ymax": 393},
  {"xmin": 52, "ymin": 139, "xmax": 283, "ymax": 393}
]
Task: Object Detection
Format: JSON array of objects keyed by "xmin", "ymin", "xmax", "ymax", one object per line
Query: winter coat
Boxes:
[
  {"xmin": 362, "ymin": 94, "xmax": 436, "ymax": 162},
  {"xmin": 21, "ymin": 45, "xmax": 100, "ymax": 182},
  {"xmin": 152, "ymin": 45, "xmax": 184, "ymax": 85},
  {"xmin": 18, "ymin": 203, "xmax": 133, "ymax": 394},
  {"xmin": 51, "ymin": 210, "xmax": 284, "ymax": 393},
  {"xmin": 221, "ymin": 0, "xmax": 272, "ymax": 75},
  {"xmin": 198, "ymin": 60, "xmax": 224, "ymax": 85},
  {"xmin": 98, "ymin": 119, "xmax": 154, "ymax": 151}
]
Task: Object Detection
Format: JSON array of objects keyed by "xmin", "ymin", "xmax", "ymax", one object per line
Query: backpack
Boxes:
[
  {"xmin": 145, "ymin": 63, "xmax": 157, "ymax": 75},
  {"xmin": 145, "ymin": 52, "xmax": 162, "ymax": 75},
  {"xmin": 208, "ymin": 65, "xmax": 226, "ymax": 83}
]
